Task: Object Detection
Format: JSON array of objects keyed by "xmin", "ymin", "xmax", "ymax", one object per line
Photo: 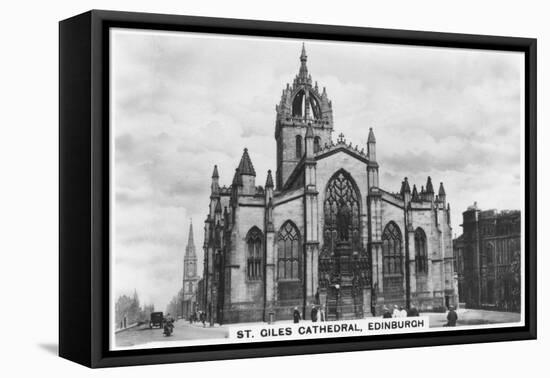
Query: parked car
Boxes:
[{"xmin": 149, "ymin": 311, "xmax": 164, "ymax": 328}]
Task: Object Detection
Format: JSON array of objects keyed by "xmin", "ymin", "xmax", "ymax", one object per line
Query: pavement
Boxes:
[
  {"xmin": 114, "ymin": 319, "xmax": 228, "ymax": 348},
  {"xmin": 114, "ymin": 308, "xmax": 521, "ymax": 348},
  {"xmin": 424, "ymin": 308, "xmax": 521, "ymax": 328}
]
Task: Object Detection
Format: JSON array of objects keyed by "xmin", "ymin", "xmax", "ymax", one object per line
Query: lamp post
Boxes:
[{"xmin": 334, "ymin": 283, "xmax": 340, "ymax": 320}]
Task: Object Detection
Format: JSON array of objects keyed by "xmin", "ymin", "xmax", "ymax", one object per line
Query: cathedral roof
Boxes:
[
  {"xmin": 314, "ymin": 132, "xmax": 369, "ymax": 163},
  {"xmin": 232, "ymin": 168, "xmax": 242, "ymax": 186},
  {"xmin": 237, "ymin": 148, "xmax": 256, "ymax": 176}
]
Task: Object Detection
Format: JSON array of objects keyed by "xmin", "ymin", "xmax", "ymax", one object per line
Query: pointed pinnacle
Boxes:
[
  {"xmin": 368, "ymin": 127, "xmax": 376, "ymax": 143},
  {"xmin": 265, "ymin": 169, "xmax": 274, "ymax": 188},
  {"xmin": 212, "ymin": 165, "xmax": 219, "ymax": 179},
  {"xmin": 438, "ymin": 182, "xmax": 446, "ymax": 196}
]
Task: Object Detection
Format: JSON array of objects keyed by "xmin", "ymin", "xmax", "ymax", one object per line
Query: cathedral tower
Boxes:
[
  {"xmin": 275, "ymin": 44, "xmax": 334, "ymax": 189},
  {"xmin": 183, "ymin": 220, "xmax": 199, "ymax": 301}
]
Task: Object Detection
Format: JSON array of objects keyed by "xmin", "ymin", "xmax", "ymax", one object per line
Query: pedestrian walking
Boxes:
[
  {"xmin": 311, "ymin": 305, "xmax": 318, "ymax": 322},
  {"xmin": 407, "ymin": 306, "xmax": 420, "ymax": 317},
  {"xmin": 445, "ymin": 306, "xmax": 458, "ymax": 327},
  {"xmin": 392, "ymin": 305, "xmax": 400, "ymax": 318},
  {"xmin": 319, "ymin": 305, "xmax": 326, "ymax": 322},
  {"xmin": 382, "ymin": 306, "xmax": 392, "ymax": 318},
  {"xmin": 293, "ymin": 307, "xmax": 301, "ymax": 323}
]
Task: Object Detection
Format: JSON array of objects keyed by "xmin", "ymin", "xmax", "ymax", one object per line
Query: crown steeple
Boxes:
[{"xmin": 275, "ymin": 44, "xmax": 333, "ymax": 189}]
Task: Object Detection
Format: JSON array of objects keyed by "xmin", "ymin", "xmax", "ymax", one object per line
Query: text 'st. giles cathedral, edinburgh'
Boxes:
[{"xmin": 200, "ymin": 44, "xmax": 457, "ymax": 323}]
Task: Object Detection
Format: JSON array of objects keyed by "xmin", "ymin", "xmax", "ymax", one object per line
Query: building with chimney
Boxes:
[
  {"xmin": 453, "ymin": 203, "xmax": 521, "ymax": 312},
  {"xmin": 182, "ymin": 220, "xmax": 199, "ymax": 319},
  {"xmin": 201, "ymin": 44, "xmax": 456, "ymax": 324}
]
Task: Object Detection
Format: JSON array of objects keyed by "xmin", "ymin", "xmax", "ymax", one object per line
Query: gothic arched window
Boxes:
[
  {"xmin": 414, "ymin": 228, "xmax": 428, "ymax": 274},
  {"xmin": 314, "ymin": 136, "xmax": 321, "ymax": 153},
  {"xmin": 246, "ymin": 227, "xmax": 263, "ymax": 280},
  {"xmin": 292, "ymin": 89, "xmax": 305, "ymax": 117},
  {"xmin": 382, "ymin": 222, "xmax": 403, "ymax": 275},
  {"xmin": 296, "ymin": 135, "xmax": 302, "ymax": 158},
  {"xmin": 323, "ymin": 169, "xmax": 361, "ymax": 251},
  {"xmin": 277, "ymin": 221, "xmax": 301, "ymax": 280}
]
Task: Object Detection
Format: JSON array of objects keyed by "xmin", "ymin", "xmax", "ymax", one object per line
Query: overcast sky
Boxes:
[{"xmin": 111, "ymin": 29, "xmax": 524, "ymax": 311}]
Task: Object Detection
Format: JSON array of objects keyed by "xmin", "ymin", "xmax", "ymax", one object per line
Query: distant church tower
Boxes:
[{"xmin": 183, "ymin": 220, "xmax": 199, "ymax": 304}]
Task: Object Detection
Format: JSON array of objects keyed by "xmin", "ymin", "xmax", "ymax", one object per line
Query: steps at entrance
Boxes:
[{"xmin": 325, "ymin": 286, "xmax": 363, "ymax": 320}]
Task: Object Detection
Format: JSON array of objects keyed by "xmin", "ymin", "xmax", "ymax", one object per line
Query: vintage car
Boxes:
[{"xmin": 149, "ymin": 311, "xmax": 164, "ymax": 328}]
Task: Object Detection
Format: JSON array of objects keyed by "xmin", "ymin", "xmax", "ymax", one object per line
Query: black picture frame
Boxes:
[{"xmin": 59, "ymin": 9, "xmax": 537, "ymax": 368}]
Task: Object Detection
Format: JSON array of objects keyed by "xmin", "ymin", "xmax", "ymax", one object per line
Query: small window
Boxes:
[
  {"xmin": 246, "ymin": 227, "xmax": 263, "ymax": 280},
  {"xmin": 415, "ymin": 228, "xmax": 428, "ymax": 274},
  {"xmin": 296, "ymin": 135, "xmax": 302, "ymax": 158},
  {"xmin": 314, "ymin": 136, "xmax": 321, "ymax": 153}
]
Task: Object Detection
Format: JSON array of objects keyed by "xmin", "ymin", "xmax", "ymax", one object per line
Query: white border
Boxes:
[{"xmin": 108, "ymin": 27, "xmax": 527, "ymax": 351}]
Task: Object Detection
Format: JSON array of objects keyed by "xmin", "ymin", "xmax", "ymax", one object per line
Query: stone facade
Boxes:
[
  {"xmin": 201, "ymin": 45, "xmax": 457, "ymax": 324},
  {"xmin": 453, "ymin": 204, "xmax": 521, "ymax": 312}
]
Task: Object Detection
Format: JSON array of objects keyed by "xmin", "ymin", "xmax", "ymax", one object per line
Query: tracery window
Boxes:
[
  {"xmin": 382, "ymin": 222, "xmax": 403, "ymax": 275},
  {"xmin": 246, "ymin": 227, "xmax": 263, "ymax": 280},
  {"xmin": 414, "ymin": 228, "xmax": 428, "ymax": 274},
  {"xmin": 277, "ymin": 221, "xmax": 301, "ymax": 280},
  {"xmin": 323, "ymin": 170, "xmax": 361, "ymax": 251}
]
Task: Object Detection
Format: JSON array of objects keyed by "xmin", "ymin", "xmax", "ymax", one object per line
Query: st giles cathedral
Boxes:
[{"xmin": 197, "ymin": 44, "xmax": 457, "ymax": 323}]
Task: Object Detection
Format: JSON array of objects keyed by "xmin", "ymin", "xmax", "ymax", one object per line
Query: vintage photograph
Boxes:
[{"xmin": 109, "ymin": 28, "xmax": 525, "ymax": 350}]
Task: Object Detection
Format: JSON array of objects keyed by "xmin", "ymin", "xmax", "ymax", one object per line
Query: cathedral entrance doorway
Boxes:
[{"xmin": 319, "ymin": 170, "xmax": 370, "ymax": 320}]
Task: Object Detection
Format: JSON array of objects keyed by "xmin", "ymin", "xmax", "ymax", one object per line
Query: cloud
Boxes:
[{"xmin": 111, "ymin": 29, "xmax": 523, "ymax": 310}]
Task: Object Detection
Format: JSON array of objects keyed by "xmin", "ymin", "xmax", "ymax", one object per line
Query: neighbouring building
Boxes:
[
  {"xmin": 201, "ymin": 44, "xmax": 457, "ymax": 324},
  {"xmin": 453, "ymin": 203, "xmax": 521, "ymax": 312},
  {"xmin": 182, "ymin": 221, "xmax": 199, "ymax": 319}
]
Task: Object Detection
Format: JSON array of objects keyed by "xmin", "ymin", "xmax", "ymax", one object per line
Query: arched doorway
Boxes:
[{"xmin": 319, "ymin": 169, "xmax": 369, "ymax": 319}]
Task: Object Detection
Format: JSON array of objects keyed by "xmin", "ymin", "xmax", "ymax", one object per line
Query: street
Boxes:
[
  {"xmin": 115, "ymin": 309, "xmax": 521, "ymax": 348},
  {"xmin": 115, "ymin": 320, "xmax": 228, "ymax": 348}
]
